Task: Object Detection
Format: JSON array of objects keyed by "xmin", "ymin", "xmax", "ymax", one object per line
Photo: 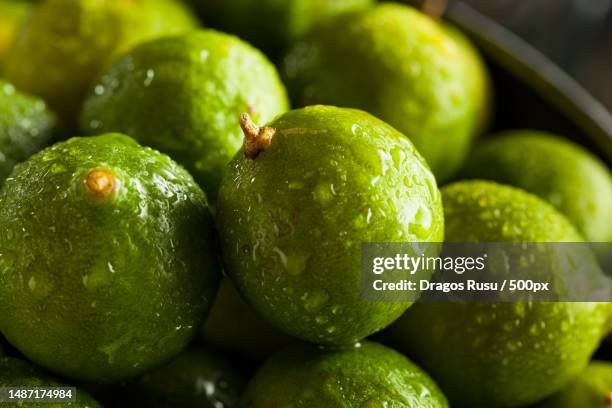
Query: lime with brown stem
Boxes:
[
  {"xmin": 0, "ymin": 133, "xmax": 220, "ymax": 383},
  {"xmin": 217, "ymin": 105, "xmax": 444, "ymax": 346}
]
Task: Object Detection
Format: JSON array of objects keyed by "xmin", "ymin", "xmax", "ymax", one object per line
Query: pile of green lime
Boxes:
[{"xmin": 0, "ymin": 0, "xmax": 610, "ymax": 407}]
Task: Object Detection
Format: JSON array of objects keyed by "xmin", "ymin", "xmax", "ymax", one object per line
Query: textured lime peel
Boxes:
[
  {"xmin": 240, "ymin": 113, "xmax": 276, "ymax": 159},
  {"xmin": 84, "ymin": 169, "xmax": 117, "ymax": 200}
]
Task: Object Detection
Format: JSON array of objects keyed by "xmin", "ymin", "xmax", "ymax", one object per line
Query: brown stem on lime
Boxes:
[
  {"xmin": 84, "ymin": 169, "xmax": 116, "ymax": 200},
  {"xmin": 605, "ymin": 391, "xmax": 612, "ymax": 406},
  {"xmin": 240, "ymin": 112, "xmax": 275, "ymax": 159},
  {"xmin": 422, "ymin": 0, "xmax": 447, "ymax": 19}
]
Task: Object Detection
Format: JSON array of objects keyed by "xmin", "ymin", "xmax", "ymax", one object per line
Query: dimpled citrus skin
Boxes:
[
  {"xmin": 533, "ymin": 361, "xmax": 612, "ymax": 408},
  {"xmin": 80, "ymin": 30, "xmax": 289, "ymax": 201},
  {"xmin": 0, "ymin": 357, "xmax": 102, "ymax": 407},
  {"xmin": 116, "ymin": 346, "xmax": 247, "ymax": 408},
  {"xmin": 0, "ymin": 0, "xmax": 31, "ymax": 68},
  {"xmin": 193, "ymin": 0, "xmax": 374, "ymax": 58},
  {"xmin": 3, "ymin": 0, "xmax": 198, "ymax": 127},
  {"xmin": 217, "ymin": 106, "xmax": 444, "ymax": 345},
  {"xmin": 389, "ymin": 181, "xmax": 609, "ymax": 408},
  {"xmin": 241, "ymin": 341, "xmax": 448, "ymax": 407},
  {"xmin": 0, "ymin": 134, "xmax": 219, "ymax": 383},
  {"xmin": 282, "ymin": 3, "xmax": 490, "ymax": 182},
  {"xmin": 461, "ymin": 131, "xmax": 612, "ymax": 242},
  {"xmin": 0, "ymin": 80, "xmax": 57, "ymax": 184},
  {"xmin": 200, "ymin": 277, "xmax": 291, "ymax": 361}
]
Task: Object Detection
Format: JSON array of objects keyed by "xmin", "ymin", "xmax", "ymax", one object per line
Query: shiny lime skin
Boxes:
[
  {"xmin": 241, "ymin": 341, "xmax": 448, "ymax": 407},
  {"xmin": 115, "ymin": 346, "xmax": 247, "ymax": 408},
  {"xmin": 0, "ymin": 0, "xmax": 31, "ymax": 68},
  {"xmin": 3, "ymin": 0, "xmax": 198, "ymax": 127},
  {"xmin": 0, "ymin": 134, "xmax": 220, "ymax": 383},
  {"xmin": 81, "ymin": 30, "xmax": 289, "ymax": 201},
  {"xmin": 0, "ymin": 356, "xmax": 102, "ymax": 407},
  {"xmin": 0, "ymin": 80, "xmax": 57, "ymax": 184},
  {"xmin": 282, "ymin": 3, "xmax": 490, "ymax": 182},
  {"xmin": 193, "ymin": 0, "xmax": 374, "ymax": 58},
  {"xmin": 389, "ymin": 181, "xmax": 609, "ymax": 408},
  {"xmin": 461, "ymin": 131, "xmax": 612, "ymax": 242},
  {"xmin": 533, "ymin": 361, "xmax": 612, "ymax": 408},
  {"xmin": 217, "ymin": 105, "xmax": 444, "ymax": 345},
  {"xmin": 200, "ymin": 276, "xmax": 291, "ymax": 361}
]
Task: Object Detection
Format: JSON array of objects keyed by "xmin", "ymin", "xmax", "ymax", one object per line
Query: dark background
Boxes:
[{"xmin": 464, "ymin": 0, "xmax": 612, "ymax": 112}]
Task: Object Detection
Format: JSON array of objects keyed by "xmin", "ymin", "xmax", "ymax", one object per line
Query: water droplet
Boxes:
[
  {"xmin": 2, "ymin": 83, "xmax": 15, "ymax": 95},
  {"xmin": 390, "ymin": 146, "xmax": 406, "ymax": 168},
  {"xmin": 313, "ymin": 183, "xmax": 333, "ymax": 205},
  {"xmin": 200, "ymin": 49, "xmax": 209, "ymax": 62},
  {"xmin": 272, "ymin": 247, "xmax": 287, "ymax": 267},
  {"xmin": 302, "ymin": 290, "xmax": 329, "ymax": 312},
  {"xmin": 414, "ymin": 205, "xmax": 432, "ymax": 231},
  {"xmin": 94, "ymin": 84, "xmax": 105, "ymax": 95},
  {"xmin": 50, "ymin": 163, "xmax": 65, "ymax": 174},
  {"xmin": 315, "ymin": 315, "xmax": 329, "ymax": 324},
  {"xmin": 377, "ymin": 149, "xmax": 392, "ymax": 176},
  {"xmin": 143, "ymin": 69, "xmax": 155, "ymax": 87},
  {"xmin": 28, "ymin": 276, "xmax": 36, "ymax": 291},
  {"xmin": 284, "ymin": 251, "xmax": 308, "ymax": 276},
  {"xmin": 560, "ymin": 321, "xmax": 570, "ymax": 332},
  {"xmin": 288, "ymin": 181, "xmax": 304, "ymax": 190}
]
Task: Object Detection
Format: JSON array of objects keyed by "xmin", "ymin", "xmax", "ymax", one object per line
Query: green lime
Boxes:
[
  {"xmin": 282, "ymin": 3, "xmax": 491, "ymax": 182},
  {"xmin": 241, "ymin": 341, "xmax": 448, "ymax": 407},
  {"xmin": 0, "ymin": 133, "xmax": 219, "ymax": 383},
  {"xmin": 0, "ymin": 356, "xmax": 102, "ymax": 407},
  {"xmin": 217, "ymin": 105, "xmax": 444, "ymax": 345},
  {"xmin": 80, "ymin": 29, "xmax": 289, "ymax": 201},
  {"xmin": 389, "ymin": 181, "xmax": 610, "ymax": 407},
  {"xmin": 3, "ymin": 0, "xmax": 198, "ymax": 127},
  {"xmin": 0, "ymin": 80, "xmax": 57, "ymax": 184},
  {"xmin": 461, "ymin": 131, "xmax": 612, "ymax": 242}
]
